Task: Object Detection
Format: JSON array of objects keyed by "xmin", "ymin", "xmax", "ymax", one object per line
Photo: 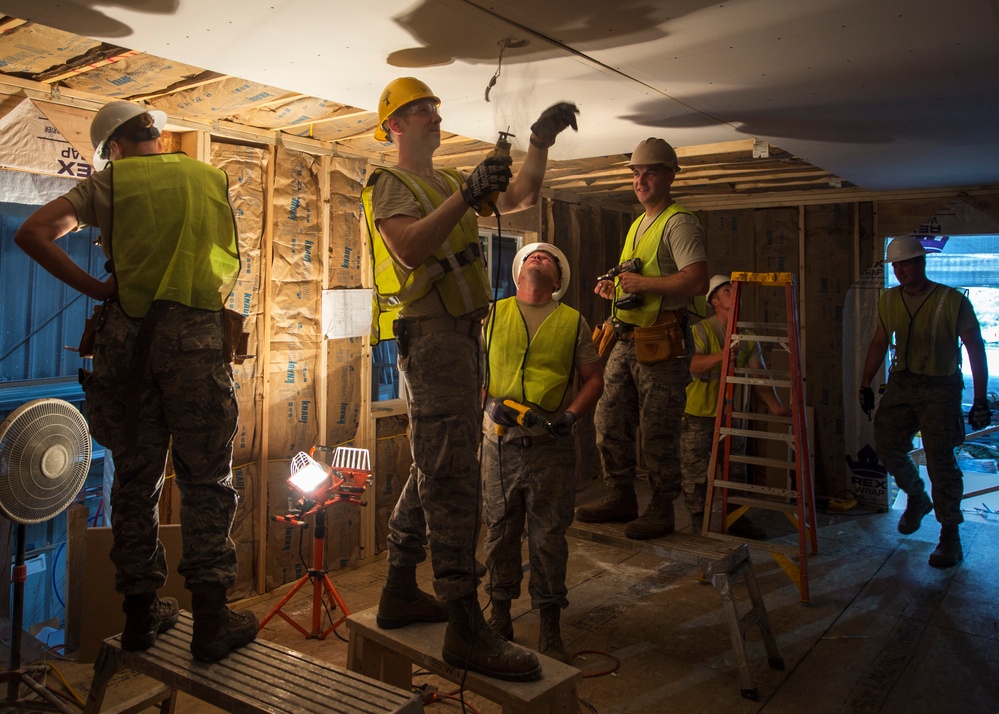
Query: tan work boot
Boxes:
[
  {"xmin": 121, "ymin": 593, "xmax": 179, "ymax": 651},
  {"xmin": 575, "ymin": 488, "xmax": 638, "ymax": 523},
  {"xmin": 190, "ymin": 584, "xmax": 258, "ymax": 662},
  {"xmin": 928, "ymin": 524, "xmax": 963, "ymax": 568},
  {"xmin": 538, "ymin": 605, "xmax": 567, "ymax": 663},
  {"xmin": 624, "ymin": 495, "xmax": 675, "ymax": 539},
  {"xmin": 443, "ymin": 595, "xmax": 542, "ymax": 681},
  {"xmin": 488, "ymin": 599, "xmax": 514, "ymax": 640}
]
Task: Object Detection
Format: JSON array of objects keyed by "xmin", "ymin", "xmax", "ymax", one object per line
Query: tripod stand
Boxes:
[{"xmin": 259, "ymin": 507, "xmax": 351, "ymax": 639}]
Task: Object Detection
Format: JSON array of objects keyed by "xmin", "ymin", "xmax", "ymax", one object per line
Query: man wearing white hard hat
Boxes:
[
  {"xmin": 362, "ymin": 77, "xmax": 579, "ymax": 681},
  {"xmin": 577, "ymin": 137, "xmax": 708, "ymax": 540},
  {"xmin": 480, "ymin": 242, "xmax": 603, "ymax": 662},
  {"xmin": 860, "ymin": 235, "xmax": 990, "ymax": 568},
  {"xmin": 680, "ymin": 275, "xmax": 790, "ymax": 536},
  {"xmin": 14, "ymin": 101, "xmax": 256, "ymax": 660}
]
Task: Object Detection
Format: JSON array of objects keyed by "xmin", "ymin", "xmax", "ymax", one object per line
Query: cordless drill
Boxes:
[
  {"xmin": 597, "ymin": 257, "xmax": 644, "ymax": 310},
  {"xmin": 484, "ymin": 396, "xmax": 548, "ymax": 435},
  {"xmin": 475, "ymin": 130, "xmax": 514, "ymax": 218}
]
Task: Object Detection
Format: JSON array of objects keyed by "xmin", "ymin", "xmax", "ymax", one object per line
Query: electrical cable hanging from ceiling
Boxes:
[{"xmin": 484, "ymin": 38, "xmax": 528, "ymax": 102}]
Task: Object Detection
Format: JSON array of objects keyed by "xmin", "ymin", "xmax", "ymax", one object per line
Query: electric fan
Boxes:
[{"xmin": 0, "ymin": 398, "xmax": 91, "ymax": 712}]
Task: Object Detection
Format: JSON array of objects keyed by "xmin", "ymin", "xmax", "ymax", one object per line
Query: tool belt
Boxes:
[
  {"xmin": 503, "ymin": 432, "xmax": 555, "ymax": 447},
  {"xmin": 74, "ymin": 298, "xmax": 113, "ymax": 359},
  {"xmin": 591, "ymin": 319, "xmax": 617, "ymax": 360},
  {"xmin": 618, "ymin": 308, "xmax": 688, "ymax": 364},
  {"xmin": 222, "ymin": 308, "xmax": 249, "ymax": 365},
  {"xmin": 393, "ymin": 314, "xmax": 482, "ymax": 358}
]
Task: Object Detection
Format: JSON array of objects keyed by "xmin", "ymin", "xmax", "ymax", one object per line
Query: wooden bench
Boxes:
[
  {"xmin": 346, "ymin": 607, "xmax": 582, "ymax": 714},
  {"xmin": 84, "ymin": 611, "xmax": 421, "ymax": 713},
  {"xmin": 567, "ymin": 522, "xmax": 784, "ymax": 701}
]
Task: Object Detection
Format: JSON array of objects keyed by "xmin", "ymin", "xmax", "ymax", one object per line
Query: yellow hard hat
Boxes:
[{"xmin": 374, "ymin": 77, "xmax": 440, "ymax": 143}]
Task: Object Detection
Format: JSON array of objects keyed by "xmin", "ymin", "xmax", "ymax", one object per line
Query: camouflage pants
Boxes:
[
  {"xmin": 594, "ymin": 339, "xmax": 690, "ymax": 500},
  {"xmin": 481, "ymin": 435, "xmax": 576, "ymax": 609},
  {"xmin": 874, "ymin": 371, "xmax": 966, "ymax": 525},
  {"xmin": 680, "ymin": 414, "xmax": 748, "ymax": 517},
  {"xmin": 387, "ymin": 329, "xmax": 482, "ymax": 601},
  {"xmin": 83, "ymin": 303, "xmax": 239, "ymax": 595}
]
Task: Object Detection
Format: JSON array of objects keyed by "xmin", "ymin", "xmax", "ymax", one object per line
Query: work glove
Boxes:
[
  {"xmin": 484, "ymin": 396, "xmax": 519, "ymax": 428},
  {"xmin": 546, "ymin": 411, "xmax": 577, "ymax": 439},
  {"xmin": 530, "ymin": 102, "xmax": 579, "ymax": 149},
  {"xmin": 460, "ymin": 155, "xmax": 512, "ymax": 211},
  {"xmin": 859, "ymin": 386, "xmax": 875, "ymax": 420},
  {"xmin": 968, "ymin": 398, "xmax": 992, "ymax": 431}
]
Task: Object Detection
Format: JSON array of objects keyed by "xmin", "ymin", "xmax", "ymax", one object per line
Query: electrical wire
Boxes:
[
  {"xmin": 45, "ymin": 662, "xmax": 86, "ymax": 708},
  {"xmin": 569, "ymin": 649, "xmax": 621, "ymax": 678}
]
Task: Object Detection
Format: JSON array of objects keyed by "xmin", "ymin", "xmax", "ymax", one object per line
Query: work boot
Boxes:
[
  {"xmin": 121, "ymin": 593, "xmax": 179, "ymax": 651},
  {"xmin": 442, "ymin": 595, "xmax": 542, "ymax": 682},
  {"xmin": 624, "ymin": 495, "xmax": 675, "ymax": 539},
  {"xmin": 575, "ymin": 488, "xmax": 638, "ymax": 523},
  {"xmin": 538, "ymin": 605, "xmax": 567, "ymax": 663},
  {"xmin": 928, "ymin": 524, "xmax": 963, "ymax": 569},
  {"xmin": 488, "ymin": 599, "xmax": 514, "ymax": 640},
  {"xmin": 190, "ymin": 584, "xmax": 258, "ymax": 662},
  {"xmin": 376, "ymin": 565, "xmax": 448, "ymax": 629},
  {"xmin": 898, "ymin": 490, "xmax": 933, "ymax": 535}
]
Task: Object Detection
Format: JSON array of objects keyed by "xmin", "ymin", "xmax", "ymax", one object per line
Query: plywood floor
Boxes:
[{"xmin": 11, "ymin": 476, "xmax": 999, "ymax": 714}]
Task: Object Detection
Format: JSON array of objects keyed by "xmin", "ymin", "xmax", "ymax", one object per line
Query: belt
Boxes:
[
  {"xmin": 616, "ymin": 308, "xmax": 688, "ymax": 340},
  {"xmin": 394, "ymin": 315, "xmax": 481, "ymax": 340}
]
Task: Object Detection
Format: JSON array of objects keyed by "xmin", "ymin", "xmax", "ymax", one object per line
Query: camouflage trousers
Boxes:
[
  {"xmin": 387, "ymin": 329, "xmax": 482, "ymax": 601},
  {"xmin": 594, "ymin": 339, "xmax": 690, "ymax": 500},
  {"xmin": 680, "ymin": 414, "xmax": 749, "ymax": 518},
  {"xmin": 82, "ymin": 302, "xmax": 239, "ymax": 596},
  {"xmin": 874, "ymin": 371, "xmax": 966, "ymax": 525},
  {"xmin": 481, "ymin": 434, "xmax": 576, "ymax": 609}
]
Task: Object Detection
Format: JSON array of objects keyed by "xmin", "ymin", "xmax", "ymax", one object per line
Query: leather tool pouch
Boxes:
[
  {"xmin": 592, "ymin": 319, "xmax": 618, "ymax": 360},
  {"xmin": 633, "ymin": 310, "xmax": 687, "ymax": 364},
  {"xmin": 75, "ymin": 299, "xmax": 111, "ymax": 359},
  {"xmin": 222, "ymin": 308, "xmax": 249, "ymax": 364}
]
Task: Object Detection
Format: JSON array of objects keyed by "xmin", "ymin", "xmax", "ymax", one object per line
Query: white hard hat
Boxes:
[
  {"xmin": 512, "ymin": 243, "xmax": 570, "ymax": 301},
  {"xmin": 90, "ymin": 101, "xmax": 167, "ymax": 170},
  {"xmin": 706, "ymin": 274, "xmax": 731, "ymax": 303},
  {"xmin": 625, "ymin": 137, "xmax": 680, "ymax": 172},
  {"xmin": 885, "ymin": 236, "xmax": 927, "ymax": 263}
]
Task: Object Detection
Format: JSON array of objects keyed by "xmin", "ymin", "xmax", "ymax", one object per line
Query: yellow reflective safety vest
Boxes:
[
  {"xmin": 109, "ymin": 153, "xmax": 239, "ymax": 318},
  {"xmin": 485, "ymin": 298, "xmax": 580, "ymax": 413},
  {"xmin": 615, "ymin": 202, "xmax": 695, "ymax": 327},
  {"xmin": 685, "ymin": 315, "xmax": 759, "ymax": 417},
  {"xmin": 881, "ymin": 283, "xmax": 965, "ymax": 376},
  {"xmin": 362, "ymin": 167, "xmax": 491, "ymax": 343}
]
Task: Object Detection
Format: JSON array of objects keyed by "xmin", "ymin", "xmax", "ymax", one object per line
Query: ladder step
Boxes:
[
  {"xmin": 728, "ymin": 453, "xmax": 796, "ymax": 470},
  {"xmin": 719, "ymin": 426, "xmax": 795, "ymax": 443},
  {"xmin": 728, "ymin": 496, "xmax": 802, "ymax": 513},
  {"xmin": 728, "ymin": 411, "xmax": 794, "ymax": 425},
  {"xmin": 712, "ymin": 479, "xmax": 800, "ymax": 500},
  {"xmin": 723, "ymin": 376, "xmax": 793, "ymax": 389},
  {"xmin": 733, "ymin": 325, "xmax": 789, "ymax": 337}
]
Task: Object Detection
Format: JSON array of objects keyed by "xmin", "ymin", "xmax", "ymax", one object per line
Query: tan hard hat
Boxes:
[
  {"xmin": 885, "ymin": 236, "xmax": 927, "ymax": 263},
  {"xmin": 512, "ymin": 243, "xmax": 571, "ymax": 301},
  {"xmin": 625, "ymin": 137, "xmax": 680, "ymax": 172}
]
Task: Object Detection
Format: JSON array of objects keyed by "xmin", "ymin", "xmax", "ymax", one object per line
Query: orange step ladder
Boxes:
[{"xmin": 701, "ymin": 271, "xmax": 818, "ymax": 602}]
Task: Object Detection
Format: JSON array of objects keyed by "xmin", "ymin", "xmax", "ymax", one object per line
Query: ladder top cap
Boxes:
[{"xmin": 730, "ymin": 271, "xmax": 795, "ymax": 285}]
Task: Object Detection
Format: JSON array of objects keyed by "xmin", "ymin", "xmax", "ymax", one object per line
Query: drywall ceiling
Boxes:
[{"xmin": 2, "ymin": 0, "xmax": 998, "ymax": 193}]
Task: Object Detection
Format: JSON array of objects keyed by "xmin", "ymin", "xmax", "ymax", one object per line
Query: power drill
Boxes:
[
  {"xmin": 484, "ymin": 396, "xmax": 549, "ymax": 435},
  {"xmin": 476, "ymin": 130, "xmax": 514, "ymax": 218},
  {"xmin": 597, "ymin": 258, "xmax": 644, "ymax": 310}
]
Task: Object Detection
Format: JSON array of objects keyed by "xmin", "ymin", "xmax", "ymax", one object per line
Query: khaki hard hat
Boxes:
[
  {"xmin": 625, "ymin": 137, "xmax": 680, "ymax": 172},
  {"xmin": 90, "ymin": 101, "xmax": 166, "ymax": 170},
  {"xmin": 512, "ymin": 243, "xmax": 571, "ymax": 301},
  {"xmin": 885, "ymin": 236, "xmax": 927, "ymax": 263},
  {"xmin": 706, "ymin": 274, "xmax": 731, "ymax": 303},
  {"xmin": 374, "ymin": 77, "xmax": 440, "ymax": 143}
]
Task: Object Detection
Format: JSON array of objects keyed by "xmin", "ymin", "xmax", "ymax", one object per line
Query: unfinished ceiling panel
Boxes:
[
  {"xmin": 0, "ymin": 20, "xmax": 101, "ymax": 76},
  {"xmin": 60, "ymin": 54, "xmax": 205, "ymax": 100}
]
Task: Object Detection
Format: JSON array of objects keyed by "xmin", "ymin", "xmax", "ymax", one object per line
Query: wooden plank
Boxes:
[
  {"xmin": 93, "ymin": 612, "xmax": 420, "ymax": 714},
  {"xmin": 64, "ymin": 503, "xmax": 89, "ymax": 655},
  {"xmin": 346, "ymin": 608, "xmax": 581, "ymax": 712}
]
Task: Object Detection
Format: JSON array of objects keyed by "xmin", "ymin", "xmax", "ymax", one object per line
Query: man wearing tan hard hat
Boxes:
[
  {"xmin": 577, "ymin": 137, "xmax": 709, "ymax": 539},
  {"xmin": 860, "ymin": 235, "xmax": 990, "ymax": 569}
]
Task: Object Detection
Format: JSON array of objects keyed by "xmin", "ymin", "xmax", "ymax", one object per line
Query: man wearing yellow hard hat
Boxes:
[{"xmin": 362, "ymin": 76, "xmax": 578, "ymax": 681}]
